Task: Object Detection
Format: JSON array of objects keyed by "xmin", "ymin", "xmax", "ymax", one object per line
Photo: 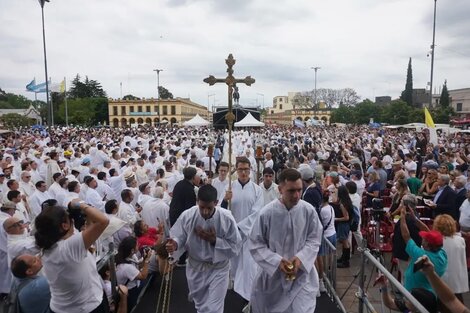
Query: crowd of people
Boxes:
[{"xmin": 0, "ymin": 124, "xmax": 469, "ymax": 313}]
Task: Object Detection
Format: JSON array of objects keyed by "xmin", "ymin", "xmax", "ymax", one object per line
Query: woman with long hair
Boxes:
[
  {"xmin": 335, "ymin": 185, "xmax": 353, "ymax": 268},
  {"xmin": 433, "ymin": 214, "xmax": 469, "ymax": 307},
  {"xmin": 34, "ymin": 200, "xmax": 109, "ymax": 313},
  {"xmin": 389, "ymin": 179, "xmax": 410, "ymax": 217},
  {"xmin": 419, "ymin": 168, "xmax": 439, "ymax": 199},
  {"xmin": 115, "ymin": 236, "xmax": 153, "ymax": 312}
]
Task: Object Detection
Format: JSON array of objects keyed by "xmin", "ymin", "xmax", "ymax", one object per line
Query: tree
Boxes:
[
  {"xmin": 439, "ymin": 80, "xmax": 450, "ymax": 108},
  {"xmin": 158, "ymin": 86, "xmax": 173, "ymax": 99},
  {"xmin": 68, "ymin": 74, "xmax": 107, "ymax": 99},
  {"xmin": 0, "ymin": 113, "xmax": 34, "ymax": 129},
  {"xmin": 380, "ymin": 100, "xmax": 415, "ymax": 124},
  {"xmin": 330, "ymin": 105, "xmax": 354, "ymax": 123},
  {"xmin": 400, "ymin": 58, "xmax": 413, "ymax": 106},
  {"xmin": 354, "ymin": 99, "xmax": 382, "ymax": 124},
  {"xmin": 305, "ymin": 88, "xmax": 361, "ymax": 108},
  {"xmin": 123, "ymin": 94, "xmax": 141, "ymax": 100}
]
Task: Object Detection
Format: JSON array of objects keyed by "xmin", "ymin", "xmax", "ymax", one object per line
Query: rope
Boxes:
[{"xmin": 156, "ymin": 255, "xmax": 174, "ymax": 313}]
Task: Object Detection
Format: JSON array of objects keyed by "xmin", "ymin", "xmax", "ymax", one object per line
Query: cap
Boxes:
[
  {"xmin": 298, "ymin": 167, "xmax": 314, "ymax": 181},
  {"xmin": 350, "ymin": 170, "xmax": 362, "ymax": 179},
  {"xmin": 328, "ymin": 171, "xmax": 339, "ymax": 178},
  {"xmin": 81, "ymin": 157, "xmax": 91, "ymax": 164},
  {"xmin": 1, "ymin": 201, "xmax": 16, "ymax": 210},
  {"xmin": 139, "ymin": 182, "xmax": 150, "ymax": 192},
  {"xmin": 419, "ymin": 230, "xmax": 443, "ymax": 247},
  {"xmin": 64, "ymin": 150, "xmax": 73, "ymax": 157}
]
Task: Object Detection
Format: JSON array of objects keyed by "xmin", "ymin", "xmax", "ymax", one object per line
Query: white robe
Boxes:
[
  {"xmin": 29, "ymin": 190, "xmax": 52, "ymax": 219},
  {"xmin": 211, "ymin": 177, "xmax": 229, "ymax": 204},
  {"xmin": 170, "ymin": 206, "xmax": 242, "ymax": 313},
  {"xmin": 141, "ymin": 198, "xmax": 169, "ymax": 229},
  {"xmin": 228, "ymin": 179, "xmax": 264, "ymax": 300},
  {"xmin": 249, "ymin": 199, "xmax": 322, "ymax": 313},
  {"xmin": 0, "ymin": 211, "xmax": 12, "ymax": 293}
]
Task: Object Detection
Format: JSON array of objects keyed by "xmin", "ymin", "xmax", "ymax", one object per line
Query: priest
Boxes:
[
  {"xmin": 249, "ymin": 168, "xmax": 322, "ymax": 313},
  {"xmin": 166, "ymin": 184, "xmax": 242, "ymax": 313}
]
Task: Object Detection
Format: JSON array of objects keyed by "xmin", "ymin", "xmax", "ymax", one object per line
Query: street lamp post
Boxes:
[
  {"xmin": 39, "ymin": 0, "xmax": 51, "ymax": 125},
  {"xmin": 257, "ymin": 93, "xmax": 264, "ymax": 110},
  {"xmin": 429, "ymin": 0, "xmax": 437, "ymax": 108},
  {"xmin": 208, "ymin": 93, "xmax": 215, "ymax": 112},
  {"xmin": 153, "ymin": 69, "xmax": 163, "ymax": 122},
  {"xmin": 311, "ymin": 67, "xmax": 321, "ymax": 109}
]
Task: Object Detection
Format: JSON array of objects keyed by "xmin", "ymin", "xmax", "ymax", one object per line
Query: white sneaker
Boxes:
[
  {"xmin": 316, "ymin": 289, "xmax": 321, "ymax": 297},
  {"xmin": 319, "ymin": 279, "xmax": 327, "ymax": 293}
]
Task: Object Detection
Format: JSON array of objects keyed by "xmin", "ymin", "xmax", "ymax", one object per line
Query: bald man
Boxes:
[{"xmin": 3, "ymin": 217, "xmax": 38, "ymax": 265}]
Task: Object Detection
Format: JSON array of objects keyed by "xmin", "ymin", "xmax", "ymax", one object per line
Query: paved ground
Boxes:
[{"xmin": 336, "ymin": 248, "xmax": 470, "ymax": 313}]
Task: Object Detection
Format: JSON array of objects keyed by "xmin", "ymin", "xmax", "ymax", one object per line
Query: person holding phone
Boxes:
[{"xmin": 399, "ymin": 195, "xmax": 448, "ymax": 295}]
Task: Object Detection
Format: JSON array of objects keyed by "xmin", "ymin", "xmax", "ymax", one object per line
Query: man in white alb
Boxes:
[
  {"xmin": 166, "ymin": 184, "xmax": 241, "ymax": 313},
  {"xmin": 249, "ymin": 168, "xmax": 322, "ymax": 313}
]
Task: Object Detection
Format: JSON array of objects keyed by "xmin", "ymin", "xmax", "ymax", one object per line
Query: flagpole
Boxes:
[
  {"xmin": 64, "ymin": 77, "xmax": 69, "ymax": 127},
  {"xmin": 39, "ymin": 0, "xmax": 51, "ymax": 126},
  {"xmin": 50, "ymin": 78, "xmax": 54, "ymax": 126}
]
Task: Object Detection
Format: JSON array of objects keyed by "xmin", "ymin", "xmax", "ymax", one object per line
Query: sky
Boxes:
[{"xmin": 1, "ymin": 0, "xmax": 470, "ymax": 109}]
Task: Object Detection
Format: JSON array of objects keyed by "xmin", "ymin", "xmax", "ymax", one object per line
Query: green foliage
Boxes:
[
  {"xmin": 68, "ymin": 74, "xmax": 107, "ymax": 98},
  {"xmin": 439, "ymin": 80, "xmax": 450, "ymax": 108},
  {"xmin": 400, "ymin": 58, "xmax": 413, "ymax": 106},
  {"xmin": 430, "ymin": 106, "xmax": 455, "ymax": 123},
  {"xmin": 0, "ymin": 113, "xmax": 35, "ymax": 129},
  {"xmin": 354, "ymin": 99, "xmax": 382, "ymax": 124},
  {"xmin": 54, "ymin": 97, "xmax": 109, "ymax": 126},
  {"xmin": 123, "ymin": 94, "xmax": 141, "ymax": 100},
  {"xmin": 158, "ymin": 86, "xmax": 173, "ymax": 99},
  {"xmin": 380, "ymin": 100, "xmax": 416, "ymax": 124},
  {"xmin": 0, "ymin": 92, "xmax": 35, "ymax": 110}
]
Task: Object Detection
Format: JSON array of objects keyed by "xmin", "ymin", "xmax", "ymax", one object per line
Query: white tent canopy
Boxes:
[
  {"xmin": 234, "ymin": 112, "xmax": 265, "ymax": 127},
  {"xmin": 183, "ymin": 114, "xmax": 210, "ymax": 127}
]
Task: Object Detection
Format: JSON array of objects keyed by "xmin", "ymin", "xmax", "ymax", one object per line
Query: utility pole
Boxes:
[
  {"xmin": 153, "ymin": 69, "xmax": 163, "ymax": 122},
  {"xmin": 311, "ymin": 67, "xmax": 321, "ymax": 109},
  {"xmin": 429, "ymin": 0, "xmax": 437, "ymax": 108}
]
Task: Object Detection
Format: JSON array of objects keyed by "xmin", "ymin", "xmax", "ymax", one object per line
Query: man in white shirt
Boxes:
[
  {"xmin": 141, "ymin": 187, "xmax": 169, "ymax": 229},
  {"xmin": 29, "ymin": 181, "xmax": 52, "ymax": 220},
  {"xmin": 211, "ymin": 162, "xmax": 230, "ymax": 203},
  {"xmin": 118, "ymin": 189, "xmax": 139, "ymax": 226},
  {"xmin": 137, "ymin": 182, "xmax": 153, "ymax": 207},
  {"xmin": 84, "ymin": 176, "xmax": 106, "ymax": 211},
  {"xmin": 19, "ymin": 172, "xmax": 35, "ymax": 201},
  {"xmin": 47, "ymin": 173, "xmax": 64, "ymax": 200},
  {"xmin": 259, "ymin": 167, "xmax": 280, "ymax": 206},
  {"xmin": 3, "ymin": 217, "xmax": 39, "ymax": 265}
]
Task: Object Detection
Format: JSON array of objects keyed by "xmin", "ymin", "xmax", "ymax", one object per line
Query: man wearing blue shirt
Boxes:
[
  {"xmin": 400, "ymin": 195, "xmax": 447, "ymax": 295},
  {"xmin": 10, "ymin": 254, "xmax": 51, "ymax": 313}
]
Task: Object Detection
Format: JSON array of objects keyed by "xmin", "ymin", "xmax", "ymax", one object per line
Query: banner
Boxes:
[{"xmin": 26, "ymin": 79, "xmax": 36, "ymax": 92}]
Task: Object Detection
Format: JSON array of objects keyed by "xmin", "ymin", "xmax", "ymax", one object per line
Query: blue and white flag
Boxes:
[{"xmin": 26, "ymin": 79, "xmax": 36, "ymax": 92}]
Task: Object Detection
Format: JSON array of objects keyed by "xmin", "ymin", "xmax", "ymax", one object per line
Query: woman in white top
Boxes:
[
  {"xmin": 115, "ymin": 236, "xmax": 153, "ymax": 312},
  {"xmin": 315, "ymin": 191, "xmax": 337, "ymax": 293},
  {"xmin": 433, "ymin": 214, "xmax": 469, "ymax": 304},
  {"xmin": 34, "ymin": 200, "xmax": 109, "ymax": 313}
]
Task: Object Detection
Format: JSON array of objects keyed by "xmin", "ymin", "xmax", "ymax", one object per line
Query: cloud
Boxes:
[{"xmin": 0, "ymin": 0, "xmax": 468, "ymax": 107}]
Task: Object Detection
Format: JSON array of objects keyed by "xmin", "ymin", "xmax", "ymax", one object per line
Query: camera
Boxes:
[{"xmin": 372, "ymin": 198, "xmax": 384, "ymax": 211}]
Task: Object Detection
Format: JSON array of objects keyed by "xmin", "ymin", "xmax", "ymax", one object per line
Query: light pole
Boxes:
[
  {"xmin": 208, "ymin": 93, "xmax": 215, "ymax": 112},
  {"xmin": 311, "ymin": 67, "xmax": 321, "ymax": 109},
  {"xmin": 429, "ymin": 0, "xmax": 437, "ymax": 108},
  {"xmin": 39, "ymin": 0, "xmax": 51, "ymax": 125},
  {"xmin": 153, "ymin": 69, "xmax": 163, "ymax": 121},
  {"xmin": 257, "ymin": 93, "xmax": 264, "ymax": 110}
]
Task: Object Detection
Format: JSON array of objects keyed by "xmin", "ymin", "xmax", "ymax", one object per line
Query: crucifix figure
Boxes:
[{"xmin": 203, "ymin": 54, "xmax": 255, "ymax": 200}]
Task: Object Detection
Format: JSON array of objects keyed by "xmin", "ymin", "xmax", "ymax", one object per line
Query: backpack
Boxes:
[{"xmin": 350, "ymin": 205, "xmax": 360, "ymax": 232}]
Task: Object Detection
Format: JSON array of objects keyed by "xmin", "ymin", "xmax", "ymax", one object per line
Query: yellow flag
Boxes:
[
  {"xmin": 424, "ymin": 107, "xmax": 435, "ymax": 128},
  {"xmin": 59, "ymin": 79, "xmax": 66, "ymax": 93}
]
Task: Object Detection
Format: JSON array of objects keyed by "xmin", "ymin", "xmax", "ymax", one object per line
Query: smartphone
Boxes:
[{"xmin": 413, "ymin": 256, "xmax": 426, "ymax": 273}]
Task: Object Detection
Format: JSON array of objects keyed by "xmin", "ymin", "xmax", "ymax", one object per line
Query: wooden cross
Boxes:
[{"xmin": 203, "ymin": 54, "xmax": 255, "ymax": 197}]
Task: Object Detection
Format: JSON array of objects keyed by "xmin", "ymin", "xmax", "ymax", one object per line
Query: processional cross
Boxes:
[{"xmin": 203, "ymin": 54, "xmax": 255, "ymax": 196}]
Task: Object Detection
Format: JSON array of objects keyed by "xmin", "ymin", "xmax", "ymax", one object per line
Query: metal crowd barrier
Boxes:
[
  {"xmin": 321, "ymin": 235, "xmax": 348, "ymax": 313},
  {"xmin": 357, "ymin": 243, "xmax": 430, "ymax": 313}
]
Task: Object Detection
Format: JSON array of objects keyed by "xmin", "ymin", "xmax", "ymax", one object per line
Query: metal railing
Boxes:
[
  {"xmin": 357, "ymin": 242, "xmax": 430, "ymax": 313},
  {"xmin": 321, "ymin": 235, "xmax": 348, "ymax": 313}
]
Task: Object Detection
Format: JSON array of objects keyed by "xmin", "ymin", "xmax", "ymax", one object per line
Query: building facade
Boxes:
[
  {"xmin": 0, "ymin": 105, "xmax": 42, "ymax": 124},
  {"xmin": 267, "ymin": 92, "xmax": 332, "ymax": 125},
  {"xmin": 108, "ymin": 97, "xmax": 209, "ymax": 127},
  {"xmin": 449, "ymin": 88, "xmax": 470, "ymax": 118}
]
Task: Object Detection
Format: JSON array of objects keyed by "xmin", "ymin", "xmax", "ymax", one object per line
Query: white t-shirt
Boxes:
[
  {"xmin": 116, "ymin": 261, "xmax": 140, "ymax": 289},
  {"xmin": 319, "ymin": 204, "xmax": 336, "ymax": 237},
  {"xmin": 42, "ymin": 233, "xmax": 103, "ymax": 313}
]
